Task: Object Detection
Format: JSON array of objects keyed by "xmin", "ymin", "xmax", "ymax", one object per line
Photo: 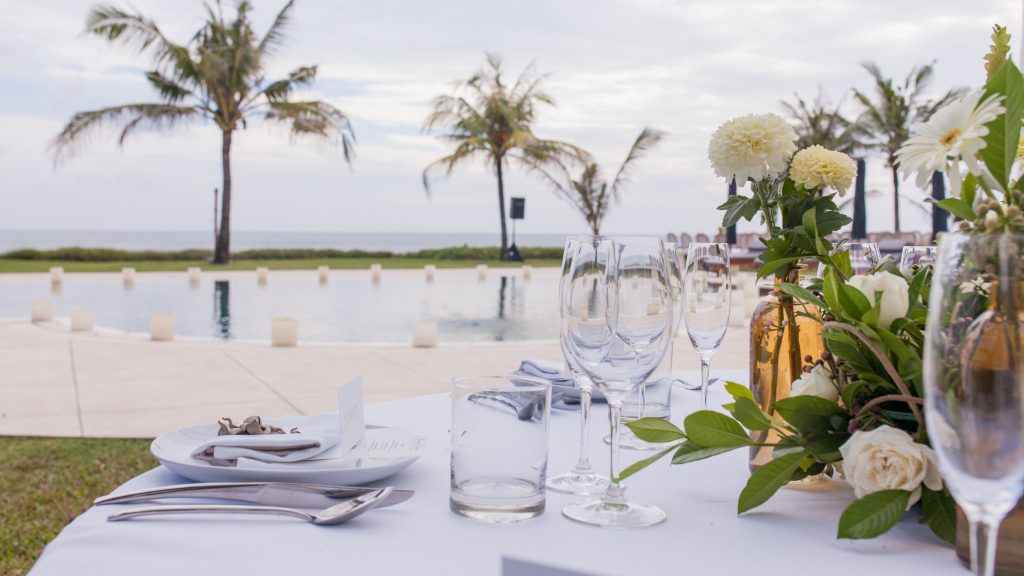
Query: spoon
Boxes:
[{"xmin": 107, "ymin": 487, "xmax": 393, "ymax": 526}]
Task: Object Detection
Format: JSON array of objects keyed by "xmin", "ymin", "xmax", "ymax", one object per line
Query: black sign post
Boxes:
[{"xmin": 508, "ymin": 197, "xmax": 525, "ymax": 261}]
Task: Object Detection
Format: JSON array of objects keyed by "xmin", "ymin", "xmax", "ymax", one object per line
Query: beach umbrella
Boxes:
[
  {"xmin": 931, "ymin": 171, "xmax": 948, "ymax": 240},
  {"xmin": 852, "ymin": 158, "xmax": 867, "ymax": 240},
  {"xmin": 726, "ymin": 178, "xmax": 737, "ymax": 245}
]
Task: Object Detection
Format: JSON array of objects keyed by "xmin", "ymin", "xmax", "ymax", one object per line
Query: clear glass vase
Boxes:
[{"xmin": 747, "ymin": 266, "xmax": 824, "ymax": 472}]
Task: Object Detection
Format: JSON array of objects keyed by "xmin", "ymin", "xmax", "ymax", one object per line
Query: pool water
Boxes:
[{"xmin": 3, "ymin": 269, "xmax": 560, "ymax": 343}]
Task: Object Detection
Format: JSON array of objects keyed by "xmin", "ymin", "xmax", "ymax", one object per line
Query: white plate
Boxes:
[{"xmin": 151, "ymin": 414, "xmax": 423, "ymax": 485}]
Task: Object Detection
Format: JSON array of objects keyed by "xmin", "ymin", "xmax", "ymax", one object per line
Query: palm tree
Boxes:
[
  {"xmin": 781, "ymin": 91, "xmax": 862, "ymax": 154},
  {"xmin": 52, "ymin": 1, "xmax": 355, "ymax": 264},
  {"xmin": 852, "ymin": 62, "xmax": 963, "ymax": 232},
  {"xmin": 528, "ymin": 128, "xmax": 665, "ymax": 235},
  {"xmin": 422, "ymin": 53, "xmax": 582, "ymax": 260}
]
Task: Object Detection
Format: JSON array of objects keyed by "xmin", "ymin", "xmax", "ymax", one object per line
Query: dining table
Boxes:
[{"xmin": 29, "ymin": 369, "xmax": 969, "ymax": 575}]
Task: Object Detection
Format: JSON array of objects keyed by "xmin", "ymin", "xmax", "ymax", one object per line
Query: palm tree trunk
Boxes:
[
  {"xmin": 890, "ymin": 164, "xmax": 901, "ymax": 233},
  {"xmin": 495, "ymin": 155, "xmax": 509, "ymax": 261},
  {"xmin": 214, "ymin": 130, "xmax": 233, "ymax": 264}
]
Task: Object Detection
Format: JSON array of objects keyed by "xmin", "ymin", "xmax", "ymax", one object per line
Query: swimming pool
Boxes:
[{"xmin": 3, "ymin": 268, "xmax": 560, "ymax": 343}]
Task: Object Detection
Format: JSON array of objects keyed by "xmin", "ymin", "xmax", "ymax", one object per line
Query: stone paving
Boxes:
[{"xmin": 0, "ymin": 316, "xmax": 749, "ymax": 438}]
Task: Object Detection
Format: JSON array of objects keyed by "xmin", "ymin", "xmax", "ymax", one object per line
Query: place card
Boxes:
[{"xmin": 337, "ymin": 377, "xmax": 365, "ymax": 456}]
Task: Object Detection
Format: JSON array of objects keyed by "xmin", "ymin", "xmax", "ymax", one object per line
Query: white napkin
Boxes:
[
  {"xmin": 518, "ymin": 358, "xmax": 572, "ymax": 384},
  {"xmin": 233, "ymin": 427, "xmax": 425, "ymax": 470},
  {"xmin": 191, "ymin": 413, "xmax": 339, "ymax": 466}
]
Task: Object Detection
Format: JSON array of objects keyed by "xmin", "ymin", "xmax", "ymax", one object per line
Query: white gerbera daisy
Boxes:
[
  {"xmin": 896, "ymin": 90, "xmax": 1005, "ymax": 195},
  {"xmin": 708, "ymin": 113, "xmax": 797, "ymax": 184}
]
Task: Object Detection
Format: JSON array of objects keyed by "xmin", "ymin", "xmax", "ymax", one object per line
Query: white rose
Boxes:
[
  {"xmin": 791, "ymin": 364, "xmax": 838, "ymax": 402},
  {"xmin": 848, "ymin": 271, "xmax": 910, "ymax": 329},
  {"xmin": 839, "ymin": 425, "xmax": 942, "ymax": 507}
]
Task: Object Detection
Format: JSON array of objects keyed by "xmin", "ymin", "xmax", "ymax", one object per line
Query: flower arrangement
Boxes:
[{"xmin": 625, "ymin": 24, "xmax": 1023, "ymax": 544}]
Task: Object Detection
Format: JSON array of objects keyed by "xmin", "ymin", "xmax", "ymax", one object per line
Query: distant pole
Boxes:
[
  {"xmin": 726, "ymin": 178, "xmax": 737, "ymax": 245},
  {"xmin": 931, "ymin": 171, "xmax": 948, "ymax": 241},
  {"xmin": 852, "ymin": 158, "xmax": 867, "ymax": 240}
]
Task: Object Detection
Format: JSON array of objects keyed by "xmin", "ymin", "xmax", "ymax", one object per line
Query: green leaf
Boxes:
[
  {"xmin": 985, "ymin": 24, "xmax": 1012, "ymax": 80},
  {"xmin": 778, "ymin": 282, "xmax": 827, "ymax": 310},
  {"xmin": 962, "ymin": 172, "xmax": 977, "ymax": 208},
  {"xmin": 671, "ymin": 441, "xmax": 738, "ymax": 465},
  {"xmin": 734, "ymin": 397, "xmax": 772, "ymax": 431},
  {"xmin": 719, "ymin": 195, "xmax": 760, "ymax": 228},
  {"xmin": 738, "ymin": 451, "xmax": 808, "ymax": 514},
  {"xmin": 625, "ymin": 417, "xmax": 686, "ymax": 443},
  {"xmin": 837, "ymin": 490, "xmax": 912, "ymax": 539},
  {"xmin": 619, "ymin": 444, "xmax": 678, "ymax": 480},
  {"xmin": 802, "ymin": 206, "xmax": 819, "ymax": 240},
  {"xmin": 934, "ymin": 198, "xmax": 975, "ymax": 222},
  {"xmin": 922, "ymin": 488, "xmax": 957, "ymax": 545},
  {"xmin": 774, "ymin": 395, "xmax": 845, "ymax": 433},
  {"xmin": 816, "ymin": 211, "xmax": 852, "ymax": 236},
  {"xmin": 758, "ymin": 257, "xmax": 799, "ymax": 279},
  {"xmin": 724, "ymin": 381, "xmax": 754, "ymax": 402},
  {"xmin": 838, "ymin": 283, "xmax": 872, "ymax": 320},
  {"xmin": 683, "ymin": 411, "xmax": 754, "ymax": 448},
  {"xmin": 981, "ymin": 59, "xmax": 1024, "ymax": 189}
]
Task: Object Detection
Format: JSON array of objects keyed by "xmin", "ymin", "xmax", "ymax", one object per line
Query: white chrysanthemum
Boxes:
[
  {"xmin": 708, "ymin": 113, "xmax": 797, "ymax": 183},
  {"xmin": 896, "ymin": 90, "xmax": 1005, "ymax": 196},
  {"xmin": 789, "ymin": 145, "xmax": 858, "ymax": 196}
]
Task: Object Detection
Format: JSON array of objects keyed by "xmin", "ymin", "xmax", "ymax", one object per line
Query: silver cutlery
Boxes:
[
  {"xmin": 95, "ymin": 481, "xmax": 414, "ymax": 509},
  {"xmin": 107, "ymin": 487, "xmax": 393, "ymax": 525}
]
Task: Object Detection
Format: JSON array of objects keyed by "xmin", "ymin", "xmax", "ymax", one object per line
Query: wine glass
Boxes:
[
  {"xmin": 899, "ymin": 245, "xmax": 937, "ymax": 275},
  {"xmin": 817, "ymin": 242, "xmax": 880, "ymax": 277},
  {"xmin": 924, "ymin": 233, "xmax": 1024, "ymax": 576},
  {"xmin": 547, "ymin": 236, "xmax": 611, "ymax": 495},
  {"xmin": 561, "ymin": 237, "xmax": 673, "ymax": 528},
  {"xmin": 683, "ymin": 243, "xmax": 731, "ymax": 410}
]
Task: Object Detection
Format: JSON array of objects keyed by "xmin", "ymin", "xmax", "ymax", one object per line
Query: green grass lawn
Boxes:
[
  {"xmin": 0, "ymin": 437, "xmax": 154, "ymax": 575},
  {"xmin": 0, "ymin": 258, "xmax": 561, "ymax": 274}
]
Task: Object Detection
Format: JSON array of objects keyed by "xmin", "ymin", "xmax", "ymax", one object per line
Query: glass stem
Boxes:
[
  {"xmin": 699, "ymin": 354, "xmax": 712, "ymax": 411},
  {"xmin": 571, "ymin": 380, "xmax": 594, "ymax": 475},
  {"xmin": 969, "ymin": 517, "xmax": 1001, "ymax": 576},
  {"xmin": 604, "ymin": 398, "xmax": 626, "ymax": 504}
]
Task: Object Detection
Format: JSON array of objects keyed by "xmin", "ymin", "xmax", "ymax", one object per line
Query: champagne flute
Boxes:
[
  {"xmin": 899, "ymin": 245, "xmax": 936, "ymax": 275},
  {"xmin": 817, "ymin": 242, "xmax": 880, "ymax": 277},
  {"xmin": 547, "ymin": 236, "xmax": 611, "ymax": 495},
  {"xmin": 561, "ymin": 238, "xmax": 673, "ymax": 528},
  {"xmin": 924, "ymin": 233, "xmax": 1024, "ymax": 576},
  {"xmin": 683, "ymin": 243, "xmax": 730, "ymax": 410}
]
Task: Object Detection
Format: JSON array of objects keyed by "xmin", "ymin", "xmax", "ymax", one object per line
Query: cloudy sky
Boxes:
[{"xmin": 0, "ymin": 0, "xmax": 1019, "ymax": 240}]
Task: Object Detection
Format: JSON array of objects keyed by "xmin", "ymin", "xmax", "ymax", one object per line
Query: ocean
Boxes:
[{"xmin": 0, "ymin": 230, "xmax": 569, "ymax": 254}]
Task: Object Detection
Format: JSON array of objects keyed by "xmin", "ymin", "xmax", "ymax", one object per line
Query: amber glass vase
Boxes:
[{"xmin": 748, "ymin": 265, "xmax": 824, "ymax": 472}]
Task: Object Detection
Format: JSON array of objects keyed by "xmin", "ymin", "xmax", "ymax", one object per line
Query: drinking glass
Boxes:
[
  {"xmin": 924, "ymin": 233, "xmax": 1024, "ymax": 576},
  {"xmin": 899, "ymin": 245, "xmax": 937, "ymax": 275},
  {"xmin": 560, "ymin": 237, "xmax": 673, "ymax": 528},
  {"xmin": 450, "ymin": 375, "xmax": 551, "ymax": 523},
  {"xmin": 547, "ymin": 236, "xmax": 611, "ymax": 495},
  {"xmin": 683, "ymin": 243, "xmax": 731, "ymax": 410},
  {"xmin": 817, "ymin": 242, "xmax": 880, "ymax": 277}
]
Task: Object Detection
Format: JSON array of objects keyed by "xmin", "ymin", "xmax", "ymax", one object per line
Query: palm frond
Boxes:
[
  {"xmin": 85, "ymin": 6, "xmax": 189, "ymax": 70},
  {"xmin": 264, "ymin": 100, "xmax": 356, "ymax": 165},
  {"xmin": 145, "ymin": 71, "xmax": 193, "ymax": 103},
  {"xmin": 256, "ymin": 0, "xmax": 295, "ymax": 57},
  {"xmin": 421, "ymin": 142, "xmax": 486, "ymax": 196},
  {"xmin": 255, "ymin": 65, "xmax": 318, "ymax": 104},
  {"xmin": 609, "ymin": 127, "xmax": 665, "ymax": 200},
  {"xmin": 51, "ymin": 103, "xmax": 198, "ymax": 165}
]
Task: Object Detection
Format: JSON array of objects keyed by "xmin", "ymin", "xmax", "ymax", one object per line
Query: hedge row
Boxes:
[{"xmin": 1, "ymin": 245, "xmax": 564, "ymax": 262}]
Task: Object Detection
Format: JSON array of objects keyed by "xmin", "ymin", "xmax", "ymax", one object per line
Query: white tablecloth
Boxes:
[{"xmin": 30, "ymin": 370, "xmax": 968, "ymax": 575}]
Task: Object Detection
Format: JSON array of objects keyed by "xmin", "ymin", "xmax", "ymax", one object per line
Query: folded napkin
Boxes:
[
  {"xmin": 191, "ymin": 413, "xmax": 339, "ymax": 466},
  {"xmin": 517, "ymin": 358, "xmax": 572, "ymax": 384}
]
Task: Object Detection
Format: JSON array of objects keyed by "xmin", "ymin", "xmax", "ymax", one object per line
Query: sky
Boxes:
[{"xmin": 0, "ymin": 0, "xmax": 1020, "ymax": 240}]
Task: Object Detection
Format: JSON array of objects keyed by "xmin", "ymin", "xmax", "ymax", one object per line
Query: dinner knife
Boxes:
[{"xmin": 94, "ymin": 482, "xmax": 414, "ymax": 509}]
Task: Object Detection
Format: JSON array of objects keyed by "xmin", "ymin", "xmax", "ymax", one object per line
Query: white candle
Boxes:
[
  {"xmin": 424, "ymin": 264, "xmax": 436, "ymax": 282},
  {"xmin": 412, "ymin": 320, "xmax": 438, "ymax": 348},
  {"xmin": 71, "ymin": 308, "xmax": 93, "ymax": 332},
  {"xmin": 49, "ymin": 267, "xmax": 64, "ymax": 284},
  {"xmin": 271, "ymin": 317, "xmax": 298, "ymax": 347},
  {"xmin": 476, "ymin": 264, "xmax": 487, "ymax": 281},
  {"xmin": 122, "ymin": 267, "xmax": 135, "ymax": 289},
  {"xmin": 150, "ymin": 313, "xmax": 174, "ymax": 341},
  {"xmin": 256, "ymin": 267, "xmax": 269, "ymax": 285},
  {"xmin": 187, "ymin": 267, "xmax": 202, "ymax": 282},
  {"xmin": 370, "ymin": 263, "xmax": 382, "ymax": 282},
  {"xmin": 522, "ymin": 265, "xmax": 532, "ymax": 280},
  {"xmin": 31, "ymin": 299, "xmax": 53, "ymax": 322},
  {"xmin": 317, "ymin": 266, "xmax": 330, "ymax": 284}
]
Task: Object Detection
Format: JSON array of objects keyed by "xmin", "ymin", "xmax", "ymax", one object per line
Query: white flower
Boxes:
[
  {"xmin": 840, "ymin": 425, "xmax": 942, "ymax": 507},
  {"xmin": 791, "ymin": 364, "xmax": 839, "ymax": 402},
  {"xmin": 708, "ymin": 113, "xmax": 797, "ymax": 184},
  {"xmin": 789, "ymin": 145, "xmax": 858, "ymax": 196},
  {"xmin": 848, "ymin": 271, "xmax": 910, "ymax": 330},
  {"xmin": 896, "ymin": 90, "xmax": 1005, "ymax": 196}
]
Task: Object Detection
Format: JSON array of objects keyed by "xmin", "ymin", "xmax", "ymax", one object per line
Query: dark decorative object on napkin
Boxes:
[{"xmin": 217, "ymin": 416, "xmax": 299, "ymax": 436}]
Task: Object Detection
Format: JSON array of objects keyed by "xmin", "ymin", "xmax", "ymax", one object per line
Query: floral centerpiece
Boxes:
[{"xmin": 625, "ymin": 25, "xmax": 1022, "ymax": 544}]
